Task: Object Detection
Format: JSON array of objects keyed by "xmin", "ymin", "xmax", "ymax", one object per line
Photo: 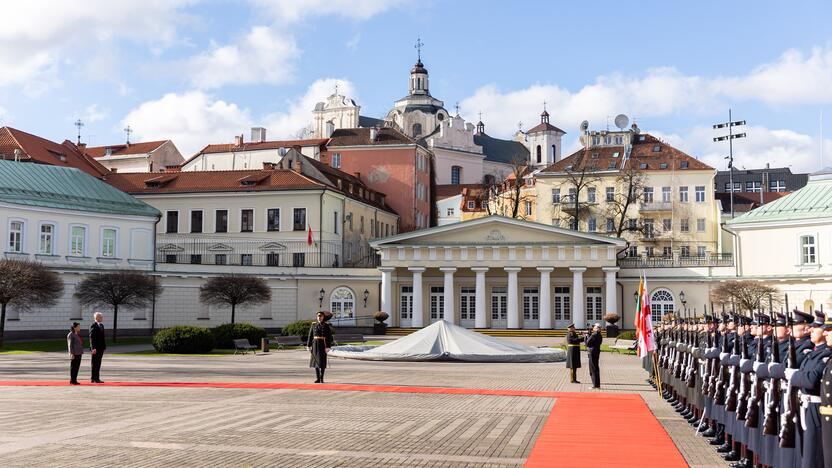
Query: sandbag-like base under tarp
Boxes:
[{"xmin": 329, "ymin": 320, "xmax": 565, "ymax": 362}]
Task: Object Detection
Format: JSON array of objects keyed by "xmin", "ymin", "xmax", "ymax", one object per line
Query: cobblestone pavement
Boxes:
[{"xmin": 0, "ymin": 348, "xmax": 726, "ymax": 467}]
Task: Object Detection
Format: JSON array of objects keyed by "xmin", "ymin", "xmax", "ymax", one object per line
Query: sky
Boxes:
[{"xmin": 1, "ymin": 0, "xmax": 832, "ymax": 173}]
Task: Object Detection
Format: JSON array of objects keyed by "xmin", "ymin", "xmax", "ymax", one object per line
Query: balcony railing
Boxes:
[
  {"xmin": 618, "ymin": 253, "xmax": 733, "ymax": 268},
  {"xmin": 156, "ymin": 235, "xmax": 379, "ymax": 268},
  {"xmin": 638, "ymin": 201, "xmax": 674, "ymax": 212}
]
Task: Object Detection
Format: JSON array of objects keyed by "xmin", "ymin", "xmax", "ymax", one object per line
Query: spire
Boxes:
[
  {"xmin": 476, "ymin": 111, "xmax": 485, "ymax": 134},
  {"xmin": 541, "ymin": 101, "xmax": 550, "ymax": 124},
  {"xmin": 415, "ymin": 37, "xmax": 424, "ymax": 63}
]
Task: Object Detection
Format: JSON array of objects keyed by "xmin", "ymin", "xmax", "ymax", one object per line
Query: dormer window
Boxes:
[
  {"xmin": 591, "ymin": 152, "xmax": 599, "ymax": 159},
  {"xmin": 659, "ymin": 163, "xmax": 668, "ymax": 169},
  {"xmin": 680, "ymin": 161, "xmax": 689, "ymax": 169},
  {"xmin": 565, "ymin": 165, "xmax": 573, "ymax": 171},
  {"xmin": 639, "ymin": 163, "xmax": 648, "ymax": 169},
  {"xmin": 612, "ymin": 152, "xmax": 620, "ymax": 158},
  {"xmin": 652, "ymin": 145, "xmax": 661, "ymax": 152},
  {"xmin": 105, "ymin": 148, "xmax": 113, "ymax": 156}
]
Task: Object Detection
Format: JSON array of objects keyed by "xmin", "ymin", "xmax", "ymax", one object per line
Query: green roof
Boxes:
[
  {"xmin": 0, "ymin": 160, "xmax": 160, "ymax": 218},
  {"xmin": 728, "ymin": 174, "xmax": 832, "ymax": 225}
]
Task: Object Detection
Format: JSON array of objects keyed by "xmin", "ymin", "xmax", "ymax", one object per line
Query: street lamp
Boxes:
[
  {"xmin": 363, "ymin": 289, "xmax": 370, "ymax": 307},
  {"xmin": 318, "ymin": 288, "xmax": 325, "ymax": 308},
  {"xmin": 679, "ymin": 290, "xmax": 687, "ymax": 312}
]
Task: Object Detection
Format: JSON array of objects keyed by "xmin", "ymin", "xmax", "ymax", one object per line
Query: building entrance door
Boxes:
[
  {"xmin": 553, "ymin": 286, "xmax": 572, "ymax": 329},
  {"xmin": 399, "ymin": 285, "xmax": 413, "ymax": 327},
  {"xmin": 460, "ymin": 286, "xmax": 476, "ymax": 328},
  {"xmin": 491, "ymin": 286, "xmax": 507, "ymax": 328}
]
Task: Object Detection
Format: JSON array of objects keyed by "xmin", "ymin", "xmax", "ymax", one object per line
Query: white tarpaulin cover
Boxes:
[{"xmin": 329, "ymin": 320, "xmax": 565, "ymax": 362}]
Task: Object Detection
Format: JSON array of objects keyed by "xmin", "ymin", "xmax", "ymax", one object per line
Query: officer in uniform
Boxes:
[
  {"xmin": 787, "ymin": 311, "xmax": 831, "ymax": 468},
  {"xmin": 701, "ymin": 314, "xmax": 723, "ymax": 438},
  {"xmin": 719, "ymin": 314, "xmax": 742, "ymax": 460},
  {"xmin": 306, "ymin": 311, "xmax": 334, "ymax": 383},
  {"xmin": 819, "ymin": 316, "xmax": 832, "ymax": 468},
  {"xmin": 565, "ymin": 324, "xmax": 582, "ymax": 384}
]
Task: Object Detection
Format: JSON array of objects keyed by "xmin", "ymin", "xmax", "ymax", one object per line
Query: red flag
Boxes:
[{"xmin": 307, "ymin": 225, "xmax": 313, "ymax": 246}]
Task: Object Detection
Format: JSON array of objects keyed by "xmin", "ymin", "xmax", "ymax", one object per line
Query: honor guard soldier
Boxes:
[
  {"xmin": 306, "ymin": 311, "xmax": 334, "ymax": 383},
  {"xmin": 565, "ymin": 324, "xmax": 582, "ymax": 384}
]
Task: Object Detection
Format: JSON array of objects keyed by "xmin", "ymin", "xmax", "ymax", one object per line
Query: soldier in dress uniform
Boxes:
[
  {"xmin": 565, "ymin": 324, "xmax": 582, "ymax": 384},
  {"xmin": 786, "ymin": 311, "xmax": 831, "ymax": 468},
  {"xmin": 306, "ymin": 311, "xmax": 334, "ymax": 383},
  {"xmin": 701, "ymin": 314, "xmax": 723, "ymax": 439},
  {"xmin": 819, "ymin": 316, "xmax": 832, "ymax": 468},
  {"xmin": 723, "ymin": 315, "xmax": 753, "ymax": 464}
]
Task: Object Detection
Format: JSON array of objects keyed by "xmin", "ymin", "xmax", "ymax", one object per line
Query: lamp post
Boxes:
[
  {"xmin": 318, "ymin": 288, "xmax": 325, "ymax": 308},
  {"xmin": 363, "ymin": 289, "xmax": 370, "ymax": 307},
  {"xmin": 679, "ymin": 290, "xmax": 687, "ymax": 313}
]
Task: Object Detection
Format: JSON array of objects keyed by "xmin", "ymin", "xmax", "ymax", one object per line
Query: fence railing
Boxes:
[
  {"xmin": 156, "ymin": 235, "xmax": 379, "ymax": 268},
  {"xmin": 618, "ymin": 253, "xmax": 733, "ymax": 268}
]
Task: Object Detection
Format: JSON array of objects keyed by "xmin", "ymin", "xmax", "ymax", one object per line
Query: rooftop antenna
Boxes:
[
  {"xmin": 821, "ymin": 110, "xmax": 824, "ymax": 170},
  {"xmin": 713, "ymin": 108, "xmax": 747, "ymax": 218},
  {"xmin": 614, "ymin": 114, "xmax": 630, "ymax": 130},
  {"xmin": 518, "ymin": 121, "xmax": 524, "ymax": 132},
  {"xmin": 74, "ymin": 119, "xmax": 84, "ymax": 145},
  {"xmin": 478, "ymin": 111, "xmax": 483, "ymax": 122},
  {"xmin": 455, "ymin": 102, "xmax": 460, "ymax": 116},
  {"xmin": 334, "ymin": 82, "xmax": 339, "ymax": 96},
  {"xmin": 124, "ymin": 125, "xmax": 133, "ymax": 145},
  {"xmin": 414, "ymin": 37, "xmax": 424, "ymax": 61}
]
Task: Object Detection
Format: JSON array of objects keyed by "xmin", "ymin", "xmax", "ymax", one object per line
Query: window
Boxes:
[
  {"xmin": 190, "ymin": 254, "xmax": 202, "ymax": 264},
  {"xmin": 467, "ymin": 201, "xmax": 475, "ymax": 210},
  {"xmin": 215, "ymin": 210, "xmax": 228, "ymax": 233},
  {"xmin": 8, "ymin": 221, "xmax": 23, "ymax": 253},
  {"xmin": 662, "ymin": 218, "xmax": 672, "ymax": 232},
  {"xmin": 606, "ymin": 187, "xmax": 615, "ymax": 202},
  {"xmin": 680, "ymin": 218, "xmax": 690, "ymax": 232},
  {"xmin": 292, "ymin": 252, "xmax": 305, "ymax": 267},
  {"xmin": 586, "ymin": 287, "xmax": 603, "ymax": 322},
  {"xmin": 652, "ymin": 145, "xmax": 661, "ymax": 152},
  {"xmin": 661, "ymin": 187, "xmax": 671, "ymax": 203},
  {"xmin": 697, "ymin": 218, "xmax": 706, "ymax": 232},
  {"xmin": 627, "ymin": 218, "xmax": 637, "ymax": 230},
  {"xmin": 646, "ymin": 246, "xmax": 654, "ymax": 257},
  {"xmin": 536, "ymin": 145, "xmax": 542, "ymax": 163},
  {"xmin": 627, "ymin": 245, "xmax": 638, "ymax": 257},
  {"xmin": 412, "ymin": 123, "xmax": 422, "ymax": 137},
  {"xmin": 552, "ymin": 188, "xmax": 561, "ymax": 203},
  {"xmin": 451, "ymin": 166, "xmax": 462, "ymax": 185},
  {"xmin": 330, "ymin": 287, "xmax": 355, "ymax": 323},
  {"xmin": 591, "ymin": 136, "xmax": 600, "ymax": 146},
  {"xmin": 643, "ymin": 187, "xmax": 654, "ymax": 203},
  {"xmin": 460, "ymin": 287, "xmax": 476, "ymax": 320},
  {"xmin": 639, "ymin": 163, "xmax": 648, "ymax": 169},
  {"xmin": 481, "ymin": 200, "xmax": 487, "ymax": 209},
  {"xmin": 398, "ymin": 285, "xmax": 414, "ymax": 320},
  {"xmin": 746, "ymin": 181, "xmax": 762, "ymax": 193},
  {"xmin": 801, "ymin": 235, "xmax": 817, "ymax": 264},
  {"xmin": 614, "ymin": 135, "xmax": 623, "ymax": 145},
  {"xmin": 587, "ymin": 187, "xmax": 596, "ymax": 203},
  {"xmin": 588, "ymin": 217, "xmax": 597, "ymax": 232},
  {"xmin": 70, "ymin": 226, "xmax": 86, "ymax": 256},
  {"xmin": 522, "ymin": 287, "xmax": 539, "ymax": 320},
  {"xmin": 568, "ymin": 187, "xmax": 577, "ymax": 203},
  {"xmin": 725, "ymin": 182, "xmax": 741, "ymax": 193},
  {"xmin": 241, "ymin": 254, "xmax": 253, "ymax": 266},
  {"xmin": 334, "ymin": 211, "xmax": 339, "ymax": 235},
  {"xmin": 267, "ymin": 209, "xmax": 280, "ymax": 231},
  {"xmin": 331, "ymin": 153, "xmax": 341, "ymax": 169},
  {"xmin": 679, "ymin": 186, "xmax": 689, "ymax": 202},
  {"xmin": 293, "ymin": 208, "xmax": 306, "ymax": 231},
  {"xmin": 101, "ymin": 228, "xmax": 117, "ymax": 257},
  {"xmin": 360, "ymin": 215, "xmax": 365, "ymax": 234},
  {"xmin": 215, "ymin": 254, "xmax": 227, "ymax": 265},
  {"xmin": 39, "ymin": 224, "xmax": 54, "ymax": 255},
  {"xmin": 644, "ymin": 219, "xmax": 654, "ymax": 238},
  {"xmin": 680, "ymin": 246, "xmax": 690, "ymax": 257},
  {"xmin": 695, "ymin": 185, "xmax": 706, "ymax": 202},
  {"xmin": 554, "ymin": 287, "xmax": 571, "ymax": 321},
  {"xmin": 166, "ymin": 211, "xmax": 179, "ymax": 233},
  {"xmin": 430, "ymin": 286, "xmax": 445, "ymax": 319},
  {"xmin": 662, "ymin": 246, "xmax": 672, "ymax": 257},
  {"xmin": 190, "ymin": 210, "xmax": 203, "ymax": 233},
  {"xmin": 524, "ymin": 200, "xmax": 533, "ymax": 216},
  {"xmin": 491, "ymin": 287, "xmax": 507, "ymax": 321},
  {"xmin": 241, "ymin": 209, "xmax": 254, "ymax": 232},
  {"xmin": 697, "ymin": 246, "xmax": 707, "ymax": 257},
  {"xmin": 680, "ymin": 161, "xmax": 689, "ymax": 169},
  {"xmin": 606, "ymin": 218, "xmax": 615, "ymax": 232},
  {"xmin": 770, "ymin": 180, "xmax": 786, "ymax": 192},
  {"xmin": 165, "ymin": 254, "xmax": 177, "ymax": 264},
  {"xmin": 659, "ymin": 163, "xmax": 668, "ymax": 169},
  {"xmin": 348, "ymin": 213, "xmax": 354, "ymax": 231},
  {"xmin": 650, "ymin": 289, "xmax": 674, "ymax": 321},
  {"xmin": 446, "ymin": 208, "xmax": 455, "ymax": 217}
]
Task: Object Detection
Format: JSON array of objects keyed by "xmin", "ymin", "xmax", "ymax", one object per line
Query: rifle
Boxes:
[
  {"xmin": 686, "ymin": 309, "xmax": 698, "ymax": 389},
  {"xmin": 778, "ymin": 294, "xmax": 798, "ymax": 448},
  {"xmin": 725, "ymin": 309, "xmax": 741, "ymax": 412},
  {"xmin": 746, "ymin": 308, "xmax": 766, "ymax": 428},
  {"xmin": 673, "ymin": 314, "xmax": 683, "ymax": 379},
  {"xmin": 736, "ymin": 313, "xmax": 752, "ymax": 421},
  {"xmin": 714, "ymin": 309, "xmax": 730, "ymax": 405},
  {"xmin": 701, "ymin": 306, "xmax": 713, "ymax": 395},
  {"xmin": 762, "ymin": 296, "xmax": 781, "ymax": 436}
]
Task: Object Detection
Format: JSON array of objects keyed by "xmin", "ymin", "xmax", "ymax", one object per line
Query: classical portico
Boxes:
[{"xmin": 370, "ymin": 216, "xmax": 626, "ymax": 329}]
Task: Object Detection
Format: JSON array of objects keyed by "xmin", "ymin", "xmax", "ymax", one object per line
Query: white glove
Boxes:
[
  {"xmin": 785, "ymin": 368, "xmax": 798, "ymax": 382},
  {"xmin": 753, "ymin": 362, "xmax": 765, "ymax": 373}
]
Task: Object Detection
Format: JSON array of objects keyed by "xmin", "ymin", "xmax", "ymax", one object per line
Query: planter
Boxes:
[
  {"xmin": 373, "ymin": 323, "xmax": 387, "ymax": 335},
  {"xmin": 605, "ymin": 324, "xmax": 620, "ymax": 337}
]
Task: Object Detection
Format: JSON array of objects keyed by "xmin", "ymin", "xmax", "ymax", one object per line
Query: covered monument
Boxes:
[{"xmin": 329, "ymin": 320, "xmax": 565, "ymax": 363}]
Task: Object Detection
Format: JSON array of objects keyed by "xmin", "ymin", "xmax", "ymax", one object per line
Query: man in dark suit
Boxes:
[
  {"xmin": 585, "ymin": 323, "xmax": 603, "ymax": 388},
  {"xmin": 89, "ymin": 312, "xmax": 106, "ymax": 383}
]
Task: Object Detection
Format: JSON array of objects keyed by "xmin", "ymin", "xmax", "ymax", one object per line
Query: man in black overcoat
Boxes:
[
  {"xmin": 89, "ymin": 312, "xmax": 106, "ymax": 383},
  {"xmin": 565, "ymin": 324, "xmax": 582, "ymax": 383},
  {"xmin": 585, "ymin": 323, "xmax": 603, "ymax": 389}
]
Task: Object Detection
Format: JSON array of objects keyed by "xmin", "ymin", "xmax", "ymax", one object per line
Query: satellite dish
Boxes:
[
  {"xmin": 580, "ymin": 120, "xmax": 589, "ymax": 132},
  {"xmin": 614, "ymin": 114, "xmax": 629, "ymax": 130}
]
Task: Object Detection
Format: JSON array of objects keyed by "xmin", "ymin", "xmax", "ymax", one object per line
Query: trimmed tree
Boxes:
[
  {"xmin": 76, "ymin": 271, "xmax": 161, "ymax": 342},
  {"xmin": 0, "ymin": 260, "xmax": 63, "ymax": 348},
  {"xmin": 710, "ymin": 281, "xmax": 780, "ymax": 315},
  {"xmin": 199, "ymin": 274, "xmax": 271, "ymax": 324}
]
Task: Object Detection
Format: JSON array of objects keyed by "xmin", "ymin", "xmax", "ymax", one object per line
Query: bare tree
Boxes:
[
  {"xmin": 291, "ymin": 124, "xmax": 314, "ymax": 140},
  {"xmin": 710, "ymin": 281, "xmax": 780, "ymax": 315},
  {"xmin": 557, "ymin": 166, "xmax": 602, "ymax": 230},
  {"xmin": 199, "ymin": 275, "xmax": 271, "ymax": 324},
  {"xmin": 483, "ymin": 156, "xmax": 534, "ymax": 219},
  {"xmin": 77, "ymin": 272, "xmax": 161, "ymax": 342},
  {"xmin": 606, "ymin": 164, "xmax": 647, "ymax": 237},
  {"xmin": 0, "ymin": 260, "xmax": 63, "ymax": 348}
]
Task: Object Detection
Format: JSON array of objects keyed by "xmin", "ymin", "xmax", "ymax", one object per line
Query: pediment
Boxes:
[
  {"xmin": 259, "ymin": 242, "xmax": 288, "ymax": 252},
  {"xmin": 157, "ymin": 243, "xmax": 185, "ymax": 252},
  {"xmin": 207, "ymin": 243, "xmax": 234, "ymax": 252}
]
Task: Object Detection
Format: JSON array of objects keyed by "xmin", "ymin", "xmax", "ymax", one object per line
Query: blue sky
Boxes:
[{"xmin": 1, "ymin": 0, "xmax": 831, "ymax": 172}]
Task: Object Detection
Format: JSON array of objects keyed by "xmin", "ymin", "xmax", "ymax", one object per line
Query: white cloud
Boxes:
[
  {"xmin": 79, "ymin": 104, "xmax": 107, "ymax": 124},
  {"xmin": 184, "ymin": 26, "xmax": 298, "ymax": 89},
  {"xmin": 122, "ymin": 91, "xmax": 252, "ymax": 157},
  {"xmin": 263, "ymin": 78, "xmax": 358, "ymax": 138},
  {"xmin": 250, "ymin": 0, "xmax": 404, "ymax": 24}
]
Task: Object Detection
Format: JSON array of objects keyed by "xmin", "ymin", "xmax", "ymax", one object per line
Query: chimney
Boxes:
[
  {"xmin": 766, "ymin": 162, "xmax": 770, "ymax": 169},
  {"xmin": 77, "ymin": 143, "xmax": 87, "ymax": 152},
  {"xmin": 13, "ymin": 148, "xmax": 22, "ymax": 162},
  {"xmin": 164, "ymin": 165, "xmax": 182, "ymax": 173},
  {"xmin": 293, "ymin": 157, "xmax": 303, "ymax": 173},
  {"xmin": 111, "ymin": 168, "xmax": 118, "ymax": 173},
  {"xmin": 369, "ymin": 127, "xmax": 378, "ymax": 141},
  {"xmin": 234, "ymin": 134, "xmax": 243, "ymax": 147},
  {"xmin": 251, "ymin": 127, "xmax": 267, "ymax": 143},
  {"xmin": 354, "ymin": 172, "xmax": 361, "ymax": 180}
]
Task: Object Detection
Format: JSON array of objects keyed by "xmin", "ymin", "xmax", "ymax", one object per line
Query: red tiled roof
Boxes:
[
  {"xmin": 181, "ymin": 138, "xmax": 329, "ymax": 167},
  {"xmin": 327, "ymin": 127, "xmax": 414, "ymax": 147},
  {"xmin": 435, "ymin": 184, "xmax": 483, "ymax": 200},
  {"xmin": 85, "ymin": 141, "xmax": 168, "ymax": 158},
  {"xmin": 0, "ymin": 127, "xmax": 110, "ymax": 177},
  {"xmin": 106, "ymin": 169, "xmax": 323, "ymax": 194},
  {"xmin": 542, "ymin": 133, "xmax": 713, "ymax": 173}
]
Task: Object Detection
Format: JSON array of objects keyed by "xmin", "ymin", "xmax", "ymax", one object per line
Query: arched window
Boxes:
[
  {"xmin": 330, "ymin": 287, "xmax": 355, "ymax": 323},
  {"xmin": 451, "ymin": 166, "xmax": 462, "ymax": 184},
  {"xmin": 536, "ymin": 145, "xmax": 542, "ymax": 163},
  {"xmin": 412, "ymin": 123, "xmax": 422, "ymax": 137},
  {"xmin": 551, "ymin": 144, "xmax": 556, "ymax": 160},
  {"xmin": 650, "ymin": 289, "xmax": 675, "ymax": 321}
]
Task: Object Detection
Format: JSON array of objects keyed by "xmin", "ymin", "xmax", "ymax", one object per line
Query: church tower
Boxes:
[
  {"xmin": 409, "ymin": 59, "xmax": 429, "ymax": 96},
  {"xmin": 525, "ymin": 105, "xmax": 566, "ymax": 168}
]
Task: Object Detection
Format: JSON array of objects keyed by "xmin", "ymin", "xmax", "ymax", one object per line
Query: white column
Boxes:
[
  {"xmin": 472, "ymin": 267, "xmax": 489, "ymax": 328},
  {"xmin": 537, "ymin": 267, "xmax": 553, "ymax": 329},
  {"xmin": 408, "ymin": 267, "xmax": 425, "ymax": 328},
  {"xmin": 570, "ymin": 267, "xmax": 586, "ymax": 329},
  {"xmin": 602, "ymin": 266, "xmax": 619, "ymax": 320},
  {"xmin": 440, "ymin": 267, "xmax": 457, "ymax": 324},
  {"xmin": 505, "ymin": 267, "xmax": 521, "ymax": 329},
  {"xmin": 379, "ymin": 267, "xmax": 395, "ymax": 324}
]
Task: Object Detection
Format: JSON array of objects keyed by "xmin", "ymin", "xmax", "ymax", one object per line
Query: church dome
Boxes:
[{"xmin": 411, "ymin": 59, "xmax": 428, "ymax": 75}]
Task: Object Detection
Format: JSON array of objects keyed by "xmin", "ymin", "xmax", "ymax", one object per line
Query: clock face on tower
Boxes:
[{"xmin": 437, "ymin": 113, "xmax": 445, "ymax": 121}]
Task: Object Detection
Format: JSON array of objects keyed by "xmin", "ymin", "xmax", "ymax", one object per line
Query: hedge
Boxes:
[
  {"xmin": 617, "ymin": 330, "xmax": 637, "ymax": 340},
  {"xmin": 211, "ymin": 322, "xmax": 267, "ymax": 349},
  {"xmin": 153, "ymin": 326, "xmax": 214, "ymax": 354},
  {"xmin": 282, "ymin": 320, "xmax": 314, "ymax": 341}
]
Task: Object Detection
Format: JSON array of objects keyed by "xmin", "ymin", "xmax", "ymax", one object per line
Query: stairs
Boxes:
[{"xmin": 386, "ymin": 328, "xmax": 608, "ymax": 338}]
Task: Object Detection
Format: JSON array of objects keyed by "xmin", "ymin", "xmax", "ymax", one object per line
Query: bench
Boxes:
[
  {"xmin": 334, "ymin": 334, "xmax": 366, "ymax": 344},
  {"xmin": 609, "ymin": 339, "xmax": 638, "ymax": 354},
  {"xmin": 233, "ymin": 338, "xmax": 258, "ymax": 355},
  {"xmin": 270, "ymin": 336, "xmax": 305, "ymax": 350}
]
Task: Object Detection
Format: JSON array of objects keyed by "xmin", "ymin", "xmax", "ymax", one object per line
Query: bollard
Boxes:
[{"xmin": 261, "ymin": 337, "xmax": 269, "ymax": 353}]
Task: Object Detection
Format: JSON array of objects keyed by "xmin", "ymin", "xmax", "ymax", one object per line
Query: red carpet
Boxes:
[
  {"xmin": 0, "ymin": 381, "xmax": 686, "ymax": 466},
  {"xmin": 525, "ymin": 393, "xmax": 687, "ymax": 468}
]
